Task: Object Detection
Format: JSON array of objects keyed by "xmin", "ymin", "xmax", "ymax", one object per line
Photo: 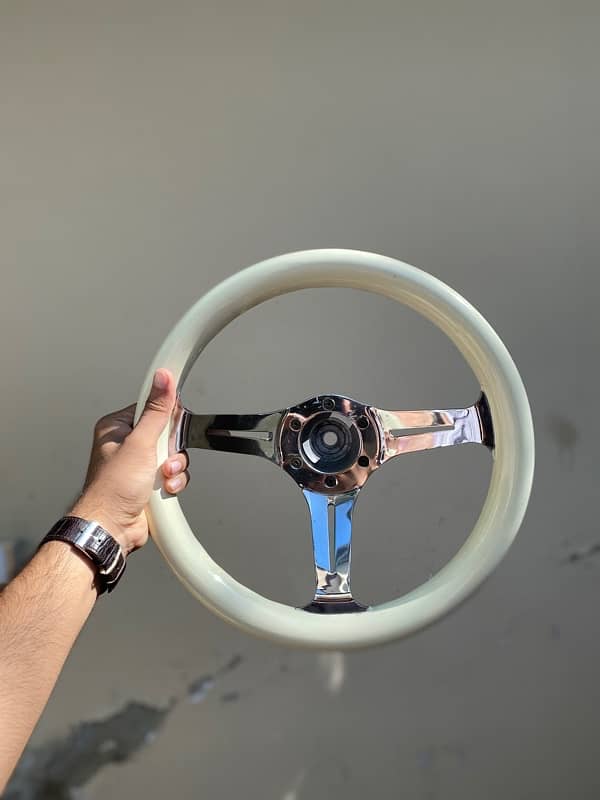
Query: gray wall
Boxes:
[{"xmin": 2, "ymin": 2, "xmax": 598, "ymax": 798}]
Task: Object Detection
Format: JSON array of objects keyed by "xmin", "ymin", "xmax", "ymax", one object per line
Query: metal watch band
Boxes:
[{"xmin": 40, "ymin": 516, "xmax": 126, "ymax": 594}]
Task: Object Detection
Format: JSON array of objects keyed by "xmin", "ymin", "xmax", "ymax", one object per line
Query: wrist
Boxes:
[
  {"xmin": 40, "ymin": 517, "xmax": 128, "ymax": 594},
  {"xmin": 39, "ymin": 540, "xmax": 100, "ymax": 592}
]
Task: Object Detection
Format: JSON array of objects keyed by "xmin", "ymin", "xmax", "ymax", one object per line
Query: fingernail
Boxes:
[
  {"xmin": 169, "ymin": 459, "xmax": 182, "ymax": 475},
  {"xmin": 153, "ymin": 370, "xmax": 168, "ymax": 390},
  {"xmin": 169, "ymin": 475, "xmax": 184, "ymax": 491}
]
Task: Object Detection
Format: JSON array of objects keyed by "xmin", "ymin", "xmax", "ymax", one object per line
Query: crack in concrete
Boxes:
[
  {"xmin": 6, "ymin": 653, "xmax": 245, "ymax": 798},
  {"xmin": 5, "ymin": 700, "xmax": 174, "ymax": 800}
]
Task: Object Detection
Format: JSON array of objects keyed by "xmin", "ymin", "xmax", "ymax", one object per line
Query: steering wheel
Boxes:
[{"xmin": 135, "ymin": 249, "xmax": 534, "ymax": 650}]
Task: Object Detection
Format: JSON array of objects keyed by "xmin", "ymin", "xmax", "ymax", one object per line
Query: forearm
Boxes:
[
  {"xmin": 0, "ymin": 541, "xmax": 98, "ymax": 792},
  {"xmin": 0, "ymin": 369, "xmax": 183, "ymax": 792}
]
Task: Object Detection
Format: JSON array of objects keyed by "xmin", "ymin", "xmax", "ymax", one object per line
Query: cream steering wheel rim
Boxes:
[{"xmin": 135, "ymin": 249, "xmax": 534, "ymax": 650}]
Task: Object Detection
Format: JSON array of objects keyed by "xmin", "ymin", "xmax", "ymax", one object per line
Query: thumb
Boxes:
[{"xmin": 132, "ymin": 369, "xmax": 176, "ymax": 445}]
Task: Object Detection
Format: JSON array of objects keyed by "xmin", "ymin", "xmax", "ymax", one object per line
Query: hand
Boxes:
[{"xmin": 69, "ymin": 369, "xmax": 190, "ymax": 555}]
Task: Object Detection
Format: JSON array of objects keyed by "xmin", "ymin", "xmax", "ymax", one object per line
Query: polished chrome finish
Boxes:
[
  {"xmin": 280, "ymin": 394, "xmax": 380, "ymax": 495},
  {"xmin": 374, "ymin": 393, "xmax": 494, "ymax": 462},
  {"xmin": 173, "ymin": 391, "xmax": 493, "ymax": 488},
  {"xmin": 172, "ymin": 393, "xmax": 379, "ymax": 492},
  {"xmin": 303, "ymin": 488, "xmax": 365, "ymax": 611},
  {"xmin": 172, "ymin": 390, "xmax": 493, "ymax": 613},
  {"xmin": 174, "ymin": 402, "xmax": 284, "ymax": 462},
  {"xmin": 170, "ymin": 394, "xmax": 190, "ymax": 455}
]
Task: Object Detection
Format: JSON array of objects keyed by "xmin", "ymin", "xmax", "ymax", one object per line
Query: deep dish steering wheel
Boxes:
[{"xmin": 135, "ymin": 250, "xmax": 534, "ymax": 650}]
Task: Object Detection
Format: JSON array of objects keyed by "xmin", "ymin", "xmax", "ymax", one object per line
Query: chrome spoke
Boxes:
[
  {"xmin": 174, "ymin": 403, "xmax": 284, "ymax": 462},
  {"xmin": 375, "ymin": 393, "xmax": 494, "ymax": 461},
  {"xmin": 302, "ymin": 488, "xmax": 365, "ymax": 611}
]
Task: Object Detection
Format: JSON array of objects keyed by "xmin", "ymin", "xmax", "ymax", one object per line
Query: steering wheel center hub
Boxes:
[
  {"xmin": 300, "ymin": 412, "xmax": 360, "ymax": 474},
  {"xmin": 279, "ymin": 394, "xmax": 380, "ymax": 494}
]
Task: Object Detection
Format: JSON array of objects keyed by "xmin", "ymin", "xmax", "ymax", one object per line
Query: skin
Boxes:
[{"xmin": 0, "ymin": 368, "xmax": 188, "ymax": 792}]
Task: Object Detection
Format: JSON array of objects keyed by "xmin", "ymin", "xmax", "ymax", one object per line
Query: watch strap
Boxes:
[{"xmin": 41, "ymin": 516, "xmax": 126, "ymax": 594}]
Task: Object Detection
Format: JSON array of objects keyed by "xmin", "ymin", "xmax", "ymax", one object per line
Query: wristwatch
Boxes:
[{"xmin": 40, "ymin": 516, "xmax": 126, "ymax": 594}]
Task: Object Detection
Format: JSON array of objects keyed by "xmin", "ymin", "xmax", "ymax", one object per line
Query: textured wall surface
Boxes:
[{"xmin": 1, "ymin": 2, "xmax": 598, "ymax": 798}]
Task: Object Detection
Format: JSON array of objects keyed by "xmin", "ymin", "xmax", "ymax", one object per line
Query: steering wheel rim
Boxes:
[{"xmin": 135, "ymin": 249, "xmax": 534, "ymax": 650}]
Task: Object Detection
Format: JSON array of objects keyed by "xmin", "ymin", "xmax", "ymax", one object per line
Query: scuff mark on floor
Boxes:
[
  {"xmin": 565, "ymin": 542, "xmax": 600, "ymax": 564},
  {"xmin": 5, "ymin": 700, "xmax": 174, "ymax": 800},
  {"xmin": 219, "ymin": 653, "xmax": 243, "ymax": 674},
  {"xmin": 281, "ymin": 767, "xmax": 308, "ymax": 800},
  {"xmin": 317, "ymin": 651, "xmax": 346, "ymax": 694},
  {"xmin": 416, "ymin": 743, "xmax": 467, "ymax": 800},
  {"xmin": 418, "ymin": 743, "xmax": 466, "ymax": 770},
  {"xmin": 186, "ymin": 653, "xmax": 243, "ymax": 705},
  {"xmin": 187, "ymin": 676, "xmax": 216, "ymax": 704},
  {"xmin": 546, "ymin": 415, "xmax": 578, "ymax": 466},
  {"xmin": 281, "ymin": 755, "xmax": 350, "ymax": 799}
]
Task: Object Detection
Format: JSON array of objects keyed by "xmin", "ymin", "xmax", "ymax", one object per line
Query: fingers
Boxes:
[
  {"xmin": 162, "ymin": 452, "xmax": 190, "ymax": 495},
  {"xmin": 164, "ymin": 470, "xmax": 190, "ymax": 495},
  {"xmin": 131, "ymin": 369, "xmax": 176, "ymax": 445},
  {"xmin": 162, "ymin": 450, "xmax": 190, "ymax": 477}
]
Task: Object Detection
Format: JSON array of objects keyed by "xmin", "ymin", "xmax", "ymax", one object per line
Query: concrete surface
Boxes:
[{"xmin": 1, "ymin": 1, "xmax": 598, "ymax": 798}]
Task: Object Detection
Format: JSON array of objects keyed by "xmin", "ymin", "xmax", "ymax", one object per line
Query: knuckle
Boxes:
[
  {"xmin": 145, "ymin": 397, "xmax": 168, "ymax": 415},
  {"xmin": 170, "ymin": 451, "xmax": 189, "ymax": 472}
]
